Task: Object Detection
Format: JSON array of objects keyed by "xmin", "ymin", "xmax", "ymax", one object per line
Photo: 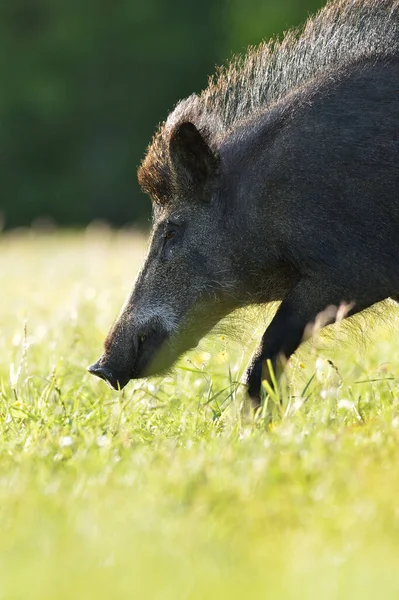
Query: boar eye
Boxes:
[{"xmin": 164, "ymin": 230, "xmax": 176, "ymax": 241}]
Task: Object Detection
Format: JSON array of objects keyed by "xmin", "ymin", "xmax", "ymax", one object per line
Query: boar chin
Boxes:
[{"xmin": 142, "ymin": 326, "xmax": 201, "ymax": 378}]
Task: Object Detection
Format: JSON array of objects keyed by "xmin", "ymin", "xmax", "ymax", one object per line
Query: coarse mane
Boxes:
[{"xmin": 138, "ymin": 0, "xmax": 399, "ymax": 205}]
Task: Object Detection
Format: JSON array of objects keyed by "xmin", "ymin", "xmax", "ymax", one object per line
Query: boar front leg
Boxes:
[{"xmin": 245, "ymin": 277, "xmax": 365, "ymax": 408}]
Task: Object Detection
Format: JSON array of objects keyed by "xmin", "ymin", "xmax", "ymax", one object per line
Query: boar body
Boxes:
[{"xmin": 89, "ymin": 0, "xmax": 399, "ymax": 405}]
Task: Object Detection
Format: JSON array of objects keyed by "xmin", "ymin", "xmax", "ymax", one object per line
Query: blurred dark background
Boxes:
[{"xmin": 0, "ymin": 0, "xmax": 325, "ymax": 229}]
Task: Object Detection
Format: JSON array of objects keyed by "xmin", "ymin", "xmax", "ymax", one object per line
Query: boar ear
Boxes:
[{"xmin": 169, "ymin": 122, "xmax": 218, "ymax": 193}]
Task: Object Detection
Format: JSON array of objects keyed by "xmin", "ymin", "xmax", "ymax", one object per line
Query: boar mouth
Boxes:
[
  {"xmin": 88, "ymin": 326, "xmax": 171, "ymax": 390},
  {"xmin": 88, "ymin": 296, "xmax": 237, "ymax": 391}
]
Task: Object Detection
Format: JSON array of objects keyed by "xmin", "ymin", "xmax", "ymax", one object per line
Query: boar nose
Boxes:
[{"xmin": 87, "ymin": 361, "xmax": 130, "ymax": 391}]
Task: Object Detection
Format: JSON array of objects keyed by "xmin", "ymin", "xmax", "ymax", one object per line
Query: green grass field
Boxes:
[{"xmin": 1, "ymin": 230, "xmax": 399, "ymax": 599}]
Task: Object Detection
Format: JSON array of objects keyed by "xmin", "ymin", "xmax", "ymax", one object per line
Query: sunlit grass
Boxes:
[{"xmin": 1, "ymin": 229, "xmax": 399, "ymax": 599}]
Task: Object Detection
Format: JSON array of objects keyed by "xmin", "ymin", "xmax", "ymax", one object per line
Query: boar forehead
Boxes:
[{"xmin": 151, "ymin": 190, "xmax": 222, "ymax": 229}]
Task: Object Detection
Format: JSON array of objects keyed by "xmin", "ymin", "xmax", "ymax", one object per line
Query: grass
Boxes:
[{"xmin": 1, "ymin": 229, "xmax": 399, "ymax": 599}]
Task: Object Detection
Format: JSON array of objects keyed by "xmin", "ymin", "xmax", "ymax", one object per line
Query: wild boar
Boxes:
[{"xmin": 89, "ymin": 0, "xmax": 399, "ymax": 406}]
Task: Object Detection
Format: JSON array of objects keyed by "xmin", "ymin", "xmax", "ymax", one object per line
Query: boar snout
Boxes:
[
  {"xmin": 87, "ymin": 360, "xmax": 130, "ymax": 391},
  {"xmin": 88, "ymin": 319, "xmax": 171, "ymax": 389}
]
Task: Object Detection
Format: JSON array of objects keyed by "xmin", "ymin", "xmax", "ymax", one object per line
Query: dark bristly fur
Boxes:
[
  {"xmin": 139, "ymin": 0, "xmax": 399, "ymax": 205},
  {"xmin": 90, "ymin": 0, "xmax": 399, "ymax": 407}
]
